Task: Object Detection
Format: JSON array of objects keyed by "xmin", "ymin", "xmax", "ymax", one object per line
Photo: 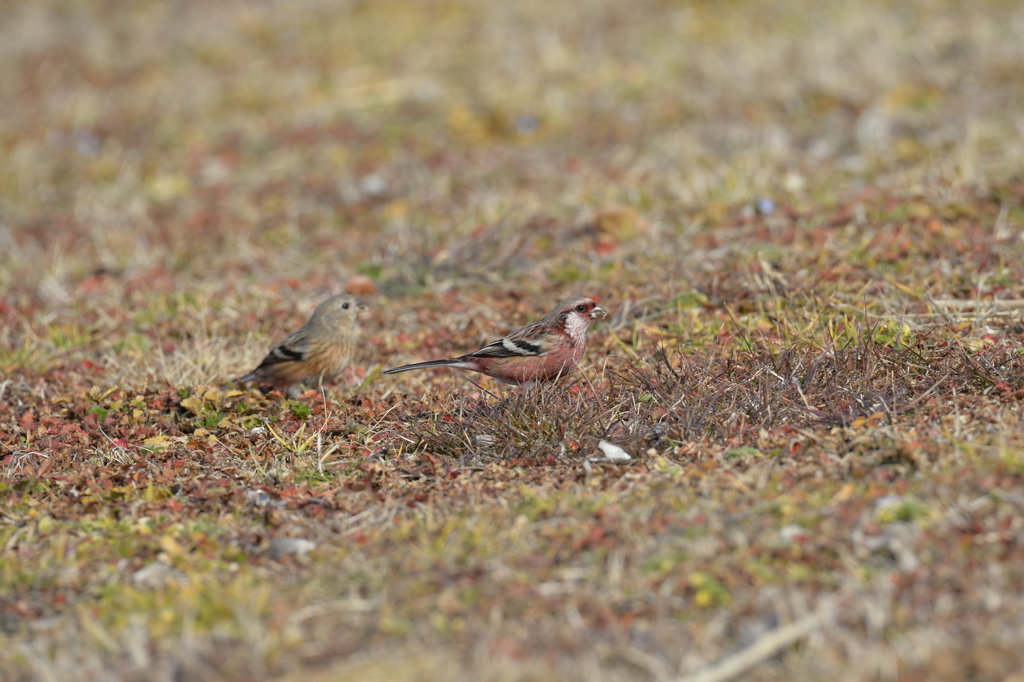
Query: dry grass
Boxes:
[{"xmin": 3, "ymin": 0, "xmax": 1024, "ymax": 680}]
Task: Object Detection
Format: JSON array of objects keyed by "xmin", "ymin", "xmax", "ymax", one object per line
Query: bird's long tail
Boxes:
[{"xmin": 381, "ymin": 358, "xmax": 468, "ymax": 375}]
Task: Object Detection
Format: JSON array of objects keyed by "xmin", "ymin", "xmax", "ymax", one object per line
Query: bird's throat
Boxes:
[{"xmin": 564, "ymin": 313, "xmax": 590, "ymax": 342}]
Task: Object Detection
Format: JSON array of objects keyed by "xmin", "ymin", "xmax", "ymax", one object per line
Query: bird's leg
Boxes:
[{"xmin": 519, "ymin": 380, "xmax": 542, "ymax": 398}]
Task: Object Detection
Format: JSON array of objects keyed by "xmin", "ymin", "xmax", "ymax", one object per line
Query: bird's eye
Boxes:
[
  {"xmin": 342, "ymin": 303, "xmax": 349, "ymax": 309},
  {"xmin": 575, "ymin": 304, "xmax": 587, "ymax": 312}
]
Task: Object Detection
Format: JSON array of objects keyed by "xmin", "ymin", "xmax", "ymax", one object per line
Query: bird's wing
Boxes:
[
  {"xmin": 253, "ymin": 329, "xmax": 309, "ymax": 369},
  {"xmin": 464, "ymin": 322, "xmax": 556, "ymax": 359}
]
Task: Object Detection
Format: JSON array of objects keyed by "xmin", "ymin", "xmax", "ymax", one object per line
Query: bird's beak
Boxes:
[
  {"xmin": 355, "ymin": 299, "xmax": 369, "ymax": 311},
  {"xmin": 591, "ymin": 305, "xmax": 607, "ymax": 320}
]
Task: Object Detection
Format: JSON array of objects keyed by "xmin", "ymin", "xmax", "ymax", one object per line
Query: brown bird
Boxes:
[
  {"xmin": 240, "ymin": 294, "xmax": 368, "ymax": 397},
  {"xmin": 382, "ymin": 296, "xmax": 607, "ymax": 385}
]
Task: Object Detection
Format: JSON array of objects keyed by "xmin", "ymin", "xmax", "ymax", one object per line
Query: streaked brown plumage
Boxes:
[{"xmin": 240, "ymin": 294, "xmax": 367, "ymax": 396}]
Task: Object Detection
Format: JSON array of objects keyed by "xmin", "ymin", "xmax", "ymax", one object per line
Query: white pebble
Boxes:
[{"xmin": 597, "ymin": 440, "xmax": 632, "ymax": 462}]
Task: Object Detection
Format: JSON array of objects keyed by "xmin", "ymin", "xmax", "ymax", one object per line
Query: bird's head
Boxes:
[
  {"xmin": 554, "ymin": 296, "xmax": 607, "ymax": 339},
  {"xmin": 313, "ymin": 294, "xmax": 368, "ymax": 329}
]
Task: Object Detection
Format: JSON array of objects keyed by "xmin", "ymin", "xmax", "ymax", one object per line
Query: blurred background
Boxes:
[{"xmin": 2, "ymin": 0, "xmax": 1022, "ymax": 301}]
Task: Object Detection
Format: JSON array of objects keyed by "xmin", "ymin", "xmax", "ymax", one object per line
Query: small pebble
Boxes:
[
  {"xmin": 779, "ymin": 524, "xmax": 810, "ymax": 544},
  {"xmin": 755, "ymin": 197, "xmax": 776, "ymax": 215},
  {"xmin": 266, "ymin": 538, "xmax": 317, "ymax": 560},
  {"xmin": 359, "ymin": 174, "xmax": 388, "ymax": 197},
  {"xmin": 515, "ymin": 115, "xmax": 540, "ymax": 135},
  {"xmin": 597, "ymin": 440, "xmax": 632, "ymax": 462},
  {"xmin": 245, "ymin": 489, "xmax": 272, "ymax": 507}
]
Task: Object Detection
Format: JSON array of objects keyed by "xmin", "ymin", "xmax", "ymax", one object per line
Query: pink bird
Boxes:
[{"xmin": 383, "ymin": 297, "xmax": 607, "ymax": 385}]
